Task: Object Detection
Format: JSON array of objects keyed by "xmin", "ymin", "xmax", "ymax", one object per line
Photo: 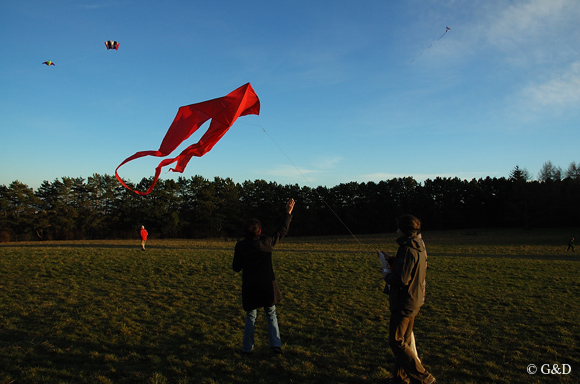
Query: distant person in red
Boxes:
[{"xmin": 140, "ymin": 226, "xmax": 148, "ymax": 251}]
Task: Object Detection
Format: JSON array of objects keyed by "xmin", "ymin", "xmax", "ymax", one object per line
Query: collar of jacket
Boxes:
[{"xmin": 396, "ymin": 234, "xmax": 423, "ymax": 250}]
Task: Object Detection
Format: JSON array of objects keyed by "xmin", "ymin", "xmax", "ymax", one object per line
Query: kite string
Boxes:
[
  {"xmin": 410, "ymin": 27, "xmax": 450, "ymax": 63},
  {"xmin": 254, "ymin": 123, "xmax": 378, "ymax": 254}
]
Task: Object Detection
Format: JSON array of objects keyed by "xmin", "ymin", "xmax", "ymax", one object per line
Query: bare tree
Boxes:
[
  {"xmin": 564, "ymin": 161, "xmax": 580, "ymax": 179},
  {"xmin": 537, "ymin": 161, "xmax": 562, "ymax": 182}
]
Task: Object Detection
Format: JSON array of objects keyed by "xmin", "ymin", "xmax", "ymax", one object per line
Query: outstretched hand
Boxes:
[{"xmin": 285, "ymin": 198, "xmax": 295, "ymax": 214}]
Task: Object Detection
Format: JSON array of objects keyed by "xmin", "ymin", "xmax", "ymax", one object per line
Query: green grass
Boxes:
[{"xmin": 0, "ymin": 229, "xmax": 579, "ymax": 383}]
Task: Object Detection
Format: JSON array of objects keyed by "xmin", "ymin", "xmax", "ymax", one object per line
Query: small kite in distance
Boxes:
[
  {"xmin": 115, "ymin": 83, "xmax": 261, "ymax": 195},
  {"xmin": 410, "ymin": 27, "xmax": 451, "ymax": 63},
  {"xmin": 42, "ymin": 61, "xmax": 55, "ymax": 66},
  {"xmin": 104, "ymin": 40, "xmax": 119, "ymax": 50}
]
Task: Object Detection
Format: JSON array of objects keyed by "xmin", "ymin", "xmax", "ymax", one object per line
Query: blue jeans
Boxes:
[{"xmin": 242, "ymin": 305, "xmax": 281, "ymax": 352}]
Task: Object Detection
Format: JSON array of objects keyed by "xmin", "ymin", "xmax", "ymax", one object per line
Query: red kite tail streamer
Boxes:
[{"xmin": 115, "ymin": 83, "xmax": 260, "ymax": 195}]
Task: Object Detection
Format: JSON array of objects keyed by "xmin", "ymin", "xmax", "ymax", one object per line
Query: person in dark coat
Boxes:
[
  {"xmin": 232, "ymin": 198, "xmax": 295, "ymax": 354},
  {"xmin": 383, "ymin": 214, "xmax": 436, "ymax": 384},
  {"xmin": 567, "ymin": 237, "xmax": 575, "ymax": 253}
]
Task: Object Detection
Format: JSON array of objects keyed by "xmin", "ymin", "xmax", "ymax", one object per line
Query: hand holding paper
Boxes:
[{"xmin": 378, "ymin": 251, "xmax": 391, "ymax": 274}]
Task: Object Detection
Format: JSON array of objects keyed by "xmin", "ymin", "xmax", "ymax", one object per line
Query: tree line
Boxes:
[{"xmin": 1, "ymin": 162, "xmax": 579, "ymax": 242}]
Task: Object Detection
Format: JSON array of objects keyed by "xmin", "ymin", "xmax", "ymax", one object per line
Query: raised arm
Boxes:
[{"xmin": 285, "ymin": 198, "xmax": 295, "ymax": 215}]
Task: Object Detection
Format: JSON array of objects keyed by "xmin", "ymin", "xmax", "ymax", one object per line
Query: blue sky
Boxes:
[{"xmin": 1, "ymin": 0, "xmax": 579, "ymax": 191}]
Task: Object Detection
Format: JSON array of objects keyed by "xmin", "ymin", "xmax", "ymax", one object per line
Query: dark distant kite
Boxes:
[
  {"xmin": 42, "ymin": 61, "xmax": 55, "ymax": 66},
  {"xmin": 104, "ymin": 40, "xmax": 119, "ymax": 50},
  {"xmin": 410, "ymin": 27, "xmax": 451, "ymax": 63},
  {"xmin": 115, "ymin": 83, "xmax": 261, "ymax": 195}
]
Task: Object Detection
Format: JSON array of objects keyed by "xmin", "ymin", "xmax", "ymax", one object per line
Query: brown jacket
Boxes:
[{"xmin": 385, "ymin": 234, "xmax": 427, "ymax": 317}]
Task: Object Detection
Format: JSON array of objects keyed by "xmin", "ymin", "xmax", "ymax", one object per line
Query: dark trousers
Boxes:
[{"xmin": 389, "ymin": 312, "xmax": 434, "ymax": 384}]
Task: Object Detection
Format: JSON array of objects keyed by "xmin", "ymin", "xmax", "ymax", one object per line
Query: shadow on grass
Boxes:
[
  {"xmin": 0, "ymin": 242, "xmax": 138, "ymax": 249},
  {"xmin": 0, "ymin": 326, "xmax": 380, "ymax": 384},
  {"xmin": 0, "ymin": 326, "xmax": 232, "ymax": 383},
  {"xmin": 429, "ymin": 253, "xmax": 580, "ymax": 261},
  {"xmin": 0, "ymin": 241, "xmax": 235, "ymax": 252}
]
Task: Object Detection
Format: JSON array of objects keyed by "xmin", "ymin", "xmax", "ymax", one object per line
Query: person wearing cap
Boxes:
[{"xmin": 382, "ymin": 214, "xmax": 436, "ymax": 384}]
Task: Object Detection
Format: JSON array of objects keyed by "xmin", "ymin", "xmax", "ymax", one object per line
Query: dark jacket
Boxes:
[
  {"xmin": 385, "ymin": 234, "xmax": 427, "ymax": 317},
  {"xmin": 232, "ymin": 214, "xmax": 292, "ymax": 311}
]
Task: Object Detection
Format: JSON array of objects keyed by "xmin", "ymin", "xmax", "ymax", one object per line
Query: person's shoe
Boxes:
[
  {"xmin": 271, "ymin": 347, "xmax": 284, "ymax": 355},
  {"xmin": 425, "ymin": 375, "xmax": 436, "ymax": 384},
  {"xmin": 384, "ymin": 378, "xmax": 410, "ymax": 384},
  {"xmin": 408, "ymin": 376, "xmax": 436, "ymax": 384}
]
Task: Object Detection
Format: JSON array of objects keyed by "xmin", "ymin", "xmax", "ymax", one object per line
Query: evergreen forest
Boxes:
[{"xmin": 1, "ymin": 163, "xmax": 579, "ymax": 242}]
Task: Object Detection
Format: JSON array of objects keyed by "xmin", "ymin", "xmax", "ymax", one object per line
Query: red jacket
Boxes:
[{"xmin": 140, "ymin": 228, "xmax": 148, "ymax": 241}]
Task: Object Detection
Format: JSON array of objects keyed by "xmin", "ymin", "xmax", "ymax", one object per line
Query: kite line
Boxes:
[
  {"xmin": 254, "ymin": 123, "xmax": 379, "ymax": 254},
  {"xmin": 410, "ymin": 26, "xmax": 450, "ymax": 63}
]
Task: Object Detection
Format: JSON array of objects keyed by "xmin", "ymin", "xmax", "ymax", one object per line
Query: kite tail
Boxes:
[
  {"xmin": 115, "ymin": 146, "xmax": 203, "ymax": 195},
  {"xmin": 114, "ymin": 149, "xmax": 169, "ymax": 196}
]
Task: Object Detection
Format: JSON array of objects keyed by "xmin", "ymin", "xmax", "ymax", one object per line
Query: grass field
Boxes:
[{"xmin": 0, "ymin": 228, "xmax": 579, "ymax": 383}]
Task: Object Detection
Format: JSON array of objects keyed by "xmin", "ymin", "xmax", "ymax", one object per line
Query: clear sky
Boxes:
[{"xmin": 1, "ymin": 0, "xmax": 579, "ymax": 191}]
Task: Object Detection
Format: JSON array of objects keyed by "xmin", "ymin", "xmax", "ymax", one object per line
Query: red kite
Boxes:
[{"xmin": 115, "ymin": 83, "xmax": 261, "ymax": 195}]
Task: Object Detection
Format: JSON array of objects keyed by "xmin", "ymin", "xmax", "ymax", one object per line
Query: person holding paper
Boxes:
[
  {"xmin": 379, "ymin": 250, "xmax": 420, "ymax": 362},
  {"xmin": 381, "ymin": 214, "xmax": 435, "ymax": 384}
]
